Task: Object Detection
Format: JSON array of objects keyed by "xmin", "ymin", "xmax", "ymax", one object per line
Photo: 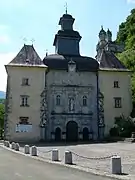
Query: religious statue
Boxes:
[{"xmin": 69, "ymin": 97, "xmax": 75, "ymax": 111}]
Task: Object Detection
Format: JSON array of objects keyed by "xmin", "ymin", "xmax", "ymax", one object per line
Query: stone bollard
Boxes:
[
  {"xmin": 31, "ymin": 146, "xmax": 37, "ymax": 156},
  {"xmin": 111, "ymin": 156, "xmax": 122, "ymax": 175},
  {"xmin": 65, "ymin": 151, "xmax": 72, "ymax": 165},
  {"xmin": 52, "ymin": 149, "xmax": 59, "ymax": 161},
  {"xmin": 4, "ymin": 141, "xmax": 7, "ymax": 146},
  {"xmin": 24, "ymin": 145, "xmax": 30, "ymax": 154},
  {"xmin": 11, "ymin": 142, "xmax": 16, "ymax": 149},
  {"xmin": 6, "ymin": 141, "xmax": 10, "ymax": 148},
  {"xmin": 15, "ymin": 143, "xmax": 20, "ymax": 151},
  {"xmin": 131, "ymin": 132, "xmax": 135, "ymax": 138}
]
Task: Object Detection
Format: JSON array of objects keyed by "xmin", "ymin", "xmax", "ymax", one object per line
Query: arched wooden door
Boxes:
[
  {"xmin": 55, "ymin": 127, "xmax": 61, "ymax": 141},
  {"xmin": 83, "ymin": 127, "xmax": 89, "ymax": 141},
  {"xmin": 66, "ymin": 121, "xmax": 78, "ymax": 141}
]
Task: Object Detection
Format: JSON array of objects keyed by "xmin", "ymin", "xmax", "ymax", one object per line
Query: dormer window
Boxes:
[{"xmin": 68, "ymin": 60, "xmax": 76, "ymax": 72}]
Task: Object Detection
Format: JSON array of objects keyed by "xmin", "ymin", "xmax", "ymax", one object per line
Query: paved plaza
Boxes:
[
  {"xmin": 0, "ymin": 146, "xmax": 114, "ymax": 180},
  {"xmin": 19, "ymin": 142, "xmax": 135, "ymax": 179}
]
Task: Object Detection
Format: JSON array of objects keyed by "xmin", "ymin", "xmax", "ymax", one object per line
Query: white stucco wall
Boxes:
[
  {"xmin": 99, "ymin": 70, "xmax": 132, "ymax": 136},
  {"xmin": 5, "ymin": 65, "xmax": 46, "ymax": 142}
]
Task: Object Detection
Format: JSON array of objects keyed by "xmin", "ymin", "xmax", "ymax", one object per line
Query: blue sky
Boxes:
[{"xmin": 0, "ymin": 0, "xmax": 135, "ymax": 91}]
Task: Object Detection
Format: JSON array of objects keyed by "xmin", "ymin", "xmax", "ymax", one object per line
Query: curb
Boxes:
[{"xmin": 0, "ymin": 144, "xmax": 132, "ymax": 180}]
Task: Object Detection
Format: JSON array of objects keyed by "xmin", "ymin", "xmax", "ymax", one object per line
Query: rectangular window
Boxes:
[
  {"xmin": 114, "ymin": 81, "xmax": 119, "ymax": 88},
  {"xmin": 19, "ymin": 117, "xmax": 29, "ymax": 124},
  {"xmin": 22, "ymin": 78, "xmax": 29, "ymax": 86},
  {"xmin": 114, "ymin": 97, "xmax": 122, "ymax": 108},
  {"xmin": 20, "ymin": 95, "xmax": 29, "ymax": 107},
  {"xmin": 56, "ymin": 95, "xmax": 61, "ymax": 106},
  {"xmin": 83, "ymin": 96, "xmax": 87, "ymax": 106}
]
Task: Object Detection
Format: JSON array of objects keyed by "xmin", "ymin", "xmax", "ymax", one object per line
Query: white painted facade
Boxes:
[
  {"xmin": 4, "ymin": 13, "xmax": 133, "ymax": 143},
  {"xmin": 4, "ymin": 63, "xmax": 132, "ymax": 142}
]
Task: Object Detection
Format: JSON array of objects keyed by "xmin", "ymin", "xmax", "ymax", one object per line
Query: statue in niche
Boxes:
[{"xmin": 69, "ymin": 97, "xmax": 75, "ymax": 111}]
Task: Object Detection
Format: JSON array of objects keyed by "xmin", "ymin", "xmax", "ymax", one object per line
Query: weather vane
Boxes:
[
  {"xmin": 31, "ymin": 38, "xmax": 35, "ymax": 45},
  {"xmin": 23, "ymin": 38, "xmax": 27, "ymax": 44},
  {"xmin": 64, "ymin": 2, "xmax": 68, "ymax": 14},
  {"xmin": 46, "ymin": 49, "xmax": 48, "ymax": 56}
]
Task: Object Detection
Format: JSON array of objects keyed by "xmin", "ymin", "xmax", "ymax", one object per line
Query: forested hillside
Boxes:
[{"xmin": 116, "ymin": 8, "xmax": 135, "ymax": 112}]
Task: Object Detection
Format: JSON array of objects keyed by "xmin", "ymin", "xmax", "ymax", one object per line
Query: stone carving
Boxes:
[
  {"xmin": 98, "ymin": 90, "xmax": 104, "ymax": 127},
  {"xmin": 54, "ymin": 118, "xmax": 61, "ymax": 125},
  {"xmin": 40, "ymin": 88, "xmax": 47, "ymax": 127},
  {"xmin": 69, "ymin": 97, "xmax": 75, "ymax": 111},
  {"xmin": 82, "ymin": 119, "xmax": 90, "ymax": 125}
]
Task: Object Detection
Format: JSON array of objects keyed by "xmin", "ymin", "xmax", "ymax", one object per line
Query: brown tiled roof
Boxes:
[
  {"xmin": 8, "ymin": 44, "xmax": 44, "ymax": 66},
  {"xmin": 99, "ymin": 50, "xmax": 127, "ymax": 69}
]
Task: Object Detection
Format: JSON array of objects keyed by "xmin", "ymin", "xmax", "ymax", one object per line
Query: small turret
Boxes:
[
  {"xmin": 99, "ymin": 26, "xmax": 106, "ymax": 41},
  {"xmin": 106, "ymin": 29, "xmax": 112, "ymax": 42}
]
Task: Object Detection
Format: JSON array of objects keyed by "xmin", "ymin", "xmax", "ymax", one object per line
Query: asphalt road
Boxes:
[{"xmin": 0, "ymin": 147, "xmax": 114, "ymax": 180}]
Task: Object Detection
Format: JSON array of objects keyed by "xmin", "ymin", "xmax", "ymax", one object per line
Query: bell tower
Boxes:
[{"xmin": 53, "ymin": 13, "xmax": 82, "ymax": 56}]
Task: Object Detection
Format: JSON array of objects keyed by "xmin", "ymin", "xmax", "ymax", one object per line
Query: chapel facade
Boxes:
[{"xmin": 4, "ymin": 13, "xmax": 132, "ymax": 142}]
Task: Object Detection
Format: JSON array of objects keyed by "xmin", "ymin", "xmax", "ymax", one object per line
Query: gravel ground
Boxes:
[{"xmin": 19, "ymin": 142, "xmax": 135, "ymax": 178}]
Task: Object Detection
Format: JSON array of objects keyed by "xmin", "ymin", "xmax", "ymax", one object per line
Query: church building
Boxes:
[{"xmin": 4, "ymin": 12, "xmax": 132, "ymax": 142}]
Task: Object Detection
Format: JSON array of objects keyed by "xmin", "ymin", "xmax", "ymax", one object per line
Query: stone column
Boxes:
[
  {"xmin": 92, "ymin": 133, "xmax": 98, "ymax": 141},
  {"xmin": 79, "ymin": 133, "xmax": 83, "ymax": 140},
  {"xmin": 62, "ymin": 133, "xmax": 66, "ymax": 140},
  {"xmin": 40, "ymin": 127, "xmax": 44, "ymax": 141},
  {"xmin": 89, "ymin": 133, "xmax": 92, "ymax": 140},
  {"xmin": 51, "ymin": 133, "xmax": 55, "ymax": 141}
]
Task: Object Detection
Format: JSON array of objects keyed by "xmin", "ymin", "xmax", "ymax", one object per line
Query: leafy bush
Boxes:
[{"xmin": 109, "ymin": 115, "xmax": 135, "ymax": 138}]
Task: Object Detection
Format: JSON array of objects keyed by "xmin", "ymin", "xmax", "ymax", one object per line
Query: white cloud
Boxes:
[
  {"xmin": 0, "ymin": 35, "xmax": 10, "ymax": 44},
  {"xmin": 0, "ymin": 25, "xmax": 11, "ymax": 44},
  {"xmin": 127, "ymin": 0, "xmax": 135, "ymax": 3},
  {"xmin": 0, "ymin": 52, "xmax": 16, "ymax": 91}
]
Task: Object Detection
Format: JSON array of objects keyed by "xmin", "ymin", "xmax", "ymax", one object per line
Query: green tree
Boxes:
[
  {"xmin": 116, "ymin": 8, "xmax": 135, "ymax": 114},
  {"xmin": 0, "ymin": 104, "xmax": 4, "ymax": 138},
  {"xmin": 116, "ymin": 9, "xmax": 135, "ymax": 50},
  {"xmin": 110, "ymin": 115, "xmax": 135, "ymax": 138}
]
